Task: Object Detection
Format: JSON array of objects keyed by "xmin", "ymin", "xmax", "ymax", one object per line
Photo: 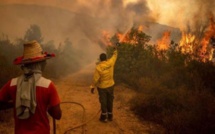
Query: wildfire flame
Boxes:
[
  {"xmin": 200, "ymin": 16, "xmax": 215, "ymax": 62},
  {"xmin": 156, "ymin": 31, "xmax": 170, "ymax": 51},
  {"xmin": 179, "ymin": 32, "xmax": 195, "ymax": 54},
  {"xmin": 101, "ymin": 25, "xmax": 144, "ymax": 46},
  {"xmin": 117, "ymin": 25, "xmax": 144, "ymax": 44},
  {"xmin": 100, "ymin": 16, "xmax": 215, "ymax": 62}
]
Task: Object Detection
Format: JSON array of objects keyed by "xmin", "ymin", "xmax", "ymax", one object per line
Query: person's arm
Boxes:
[
  {"xmin": 0, "ymin": 81, "xmax": 13, "ymax": 110},
  {"xmin": 48, "ymin": 82, "xmax": 62, "ymax": 120},
  {"xmin": 0, "ymin": 101, "xmax": 13, "ymax": 110},
  {"xmin": 108, "ymin": 49, "xmax": 118, "ymax": 64},
  {"xmin": 48, "ymin": 104, "xmax": 61, "ymax": 120},
  {"xmin": 0, "ymin": 81, "xmax": 10, "ymax": 101}
]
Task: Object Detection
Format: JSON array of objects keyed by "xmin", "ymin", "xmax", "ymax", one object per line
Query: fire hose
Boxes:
[{"xmin": 53, "ymin": 101, "xmax": 101, "ymax": 134}]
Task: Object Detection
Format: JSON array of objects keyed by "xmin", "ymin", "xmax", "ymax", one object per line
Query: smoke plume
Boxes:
[
  {"xmin": 148, "ymin": 0, "xmax": 215, "ymax": 31},
  {"xmin": 0, "ymin": 0, "xmax": 156, "ymax": 49}
]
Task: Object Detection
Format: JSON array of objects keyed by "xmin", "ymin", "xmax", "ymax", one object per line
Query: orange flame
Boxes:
[
  {"xmin": 200, "ymin": 16, "xmax": 215, "ymax": 61},
  {"xmin": 179, "ymin": 32, "xmax": 195, "ymax": 54},
  {"xmin": 101, "ymin": 25, "xmax": 144, "ymax": 46},
  {"xmin": 138, "ymin": 25, "xmax": 144, "ymax": 32},
  {"xmin": 117, "ymin": 33, "xmax": 138, "ymax": 44},
  {"xmin": 117, "ymin": 25, "xmax": 144, "ymax": 44},
  {"xmin": 156, "ymin": 31, "xmax": 171, "ymax": 51},
  {"xmin": 100, "ymin": 19, "xmax": 215, "ymax": 62}
]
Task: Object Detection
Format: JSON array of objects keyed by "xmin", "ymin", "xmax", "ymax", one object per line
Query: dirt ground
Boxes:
[
  {"xmin": 53, "ymin": 64, "xmax": 161, "ymax": 134},
  {"xmin": 0, "ymin": 64, "xmax": 163, "ymax": 134}
]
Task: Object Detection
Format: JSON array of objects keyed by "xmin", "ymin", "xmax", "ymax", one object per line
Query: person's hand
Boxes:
[
  {"xmin": 112, "ymin": 42, "xmax": 119, "ymax": 50},
  {"xmin": 90, "ymin": 85, "xmax": 95, "ymax": 94},
  {"xmin": 116, "ymin": 42, "xmax": 120, "ymax": 46},
  {"xmin": 91, "ymin": 88, "xmax": 95, "ymax": 94}
]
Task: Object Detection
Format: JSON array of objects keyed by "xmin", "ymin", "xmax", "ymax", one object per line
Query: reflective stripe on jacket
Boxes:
[{"xmin": 92, "ymin": 49, "xmax": 117, "ymax": 88}]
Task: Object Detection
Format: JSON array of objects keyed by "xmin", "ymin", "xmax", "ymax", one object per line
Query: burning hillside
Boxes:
[
  {"xmin": 100, "ymin": 15, "xmax": 215, "ymax": 62},
  {"xmin": 178, "ymin": 16, "xmax": 215, "ymax": 62}
]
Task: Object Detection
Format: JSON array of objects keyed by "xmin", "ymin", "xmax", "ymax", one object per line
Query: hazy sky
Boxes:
[
  {"xmin": 0, "ymin": 0, "xmax": 215, "ymax": 46},
  {"xmin": 1, "ymin": 0, "xmax": 214, "ymax": 30},
  {"xmin": 0, "ymin": 0, "xmax": 214, "ymax": 65}
]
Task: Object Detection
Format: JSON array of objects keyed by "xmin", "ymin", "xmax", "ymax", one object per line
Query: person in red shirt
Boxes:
[{"xmin": 0, "ymin": 40, "xmax": 62, "ymax": 134}]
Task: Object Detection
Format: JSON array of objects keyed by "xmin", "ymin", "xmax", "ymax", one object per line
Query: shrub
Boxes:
[
  {"xmin": 130, "ymin": 80, "xmax": 215, "ymax": 133},
  {"xmin": 106, "ymin": 27, "xmax": 215, "ymax": 133}
]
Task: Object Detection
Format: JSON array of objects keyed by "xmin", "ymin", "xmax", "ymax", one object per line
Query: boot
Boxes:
[
  {"xmin": 99, "ymin": 113, "xmax": 107, "ymax": 123},
  {"xmin": 108, "ymin": 113, "xmax": 113, "ymax": 121}
]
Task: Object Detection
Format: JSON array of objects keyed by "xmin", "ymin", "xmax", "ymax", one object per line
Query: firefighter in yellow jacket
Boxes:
[{"xmin": 90, "ymin": 46, "xmax": 118, "ymax": 122}]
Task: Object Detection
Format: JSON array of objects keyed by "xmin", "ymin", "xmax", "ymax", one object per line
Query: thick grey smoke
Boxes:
[{"xmin": 65, "ymin": 0, "xmax": 154, "ymax": 45}]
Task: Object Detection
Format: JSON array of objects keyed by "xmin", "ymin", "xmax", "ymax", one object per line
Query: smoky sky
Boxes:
[
  {"xmin": 0, "ymin": 0, "xmax": 154, "ymax": 43},
  {"xmin": 1, "ymin": 0, "xmax": 215, "ymax": 26},
  {"xmin": 0, "ymin": 0, "xmax": 155, "ymax": 67},
  {"xmin": 0, "ymin": 0, "xmax": 215, "ymax": 68},
  {"xmin": 1, "ymin": 0, "xmax": 215, "ymax": 44},
  {"xmin": 148, "ymin": 0, "xmax": 215, "ymax": 31}
]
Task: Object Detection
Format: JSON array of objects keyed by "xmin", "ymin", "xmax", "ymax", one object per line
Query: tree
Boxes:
[
  {"xmin": 24, "ymin": 24, "xmax": 43, "ymax": 43},
  {"xmin": 106, "ymin": 27, "xmax": 152, "ymax": 84}
]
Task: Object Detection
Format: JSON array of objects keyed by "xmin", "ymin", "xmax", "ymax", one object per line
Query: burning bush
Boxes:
[{"xmin": 106, "ymin": 27, "xmax": 215, "ymax": 133}]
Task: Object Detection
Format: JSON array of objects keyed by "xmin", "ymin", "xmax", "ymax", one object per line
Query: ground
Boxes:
[{"xmin": 0, "ymin": 64, "xmax": 163, "ymax": 134}]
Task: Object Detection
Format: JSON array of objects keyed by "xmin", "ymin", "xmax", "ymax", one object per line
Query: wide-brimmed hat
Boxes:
[{"xmin": 13, "ymin": 40, "xmax": 55, "ymax": 65}]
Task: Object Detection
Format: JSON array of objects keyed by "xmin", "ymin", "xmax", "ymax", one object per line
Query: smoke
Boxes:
[
  {"xmin": 1, "ymin": 0, "xmax": 215, "ymax": 73},
  {"xmin": 65, "ymin": 0, "xmax": 154, "ymax": 43},
  {"xmin": 2, "ymin": 0, "xmax": 215, "ymax": 32},
  {"xmin": 0, "ymin": 0, "xmax": 154, "ymax": 44},
  {"xmin": 148, "ymin": 0, "xmax": 215, "ymax": 31},
  {"xmin": 2, "ymin": 0, "xmax": 214, "ymax": 48},
  {"xmin": 0, "ymin": 0, "xmax": 156, "ymax": 71}
]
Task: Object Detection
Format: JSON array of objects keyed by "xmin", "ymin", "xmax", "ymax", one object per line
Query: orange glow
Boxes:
[
  {"xmin": 200, "ymin": 16, "xmax": 215, "ymax": 61},
  {"xmin": 138, "ymin": 25, "xmax": 144, "ymax": 32},
  {"xmin": 117, "ymin": 25, "xmax": 143, "ymax": 44},
  {"xmin": 179, "ymin": 32, "xmax": 195, "ymax": 54},
  {"xmin": 101, "ymin": 30, "xmax": 112, "ymax": 46},
  {"xmin": 100, "ymin": 17, "xmax": 215, "ymax": 62},
  {"xmin": 156, "ymin": 31, "xmax": 170, "ymax": 51},
  {"xmin": 117, "ymin": 33, "xmax": 137, "ymax": 44}
]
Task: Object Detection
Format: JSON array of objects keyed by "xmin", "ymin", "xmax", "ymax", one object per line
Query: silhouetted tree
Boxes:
[{"xmin": 24, "ymin": 24, "xmax": 43, "ymax": 43}]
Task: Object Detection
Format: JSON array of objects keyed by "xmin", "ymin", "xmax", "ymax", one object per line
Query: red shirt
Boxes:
[{"xmin": 0, "ymin": 77, "xmax": 61, "ymax": 134}]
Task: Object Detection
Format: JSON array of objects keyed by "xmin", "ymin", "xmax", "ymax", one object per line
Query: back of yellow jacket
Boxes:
[{"xmin": 91, "ymin": 49, "xmax": 118, "ymax": 89}]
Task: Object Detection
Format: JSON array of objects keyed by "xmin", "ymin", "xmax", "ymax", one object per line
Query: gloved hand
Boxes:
[
  {"xmin": 115, "ymin": 42, "xmax": 120, "ymax": 47},
  {"xmin": 91, "ymin": 88, "xmax": 95, "ymax": 94}
]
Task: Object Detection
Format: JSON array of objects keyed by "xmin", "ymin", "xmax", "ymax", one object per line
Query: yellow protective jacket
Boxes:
[{"xmin": 91, "ymin": 49, "xmax": 118, "ymax": 89}]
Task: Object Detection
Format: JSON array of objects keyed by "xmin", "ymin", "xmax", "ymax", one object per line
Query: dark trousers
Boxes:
[{"xmin": 97, "ymin": 86, "xmax": 114, "ymax": 114}]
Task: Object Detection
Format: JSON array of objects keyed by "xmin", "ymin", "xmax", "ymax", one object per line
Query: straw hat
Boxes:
[{"xmin": 13, "ymin": 40, "xmax": 55, "ymax": 65}]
